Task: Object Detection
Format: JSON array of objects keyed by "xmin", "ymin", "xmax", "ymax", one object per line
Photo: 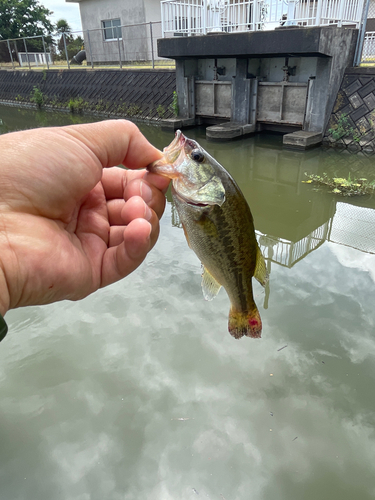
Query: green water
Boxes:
[{"xmin": 1, "ymin": 105, "xmax": 375, "ymax": 500}]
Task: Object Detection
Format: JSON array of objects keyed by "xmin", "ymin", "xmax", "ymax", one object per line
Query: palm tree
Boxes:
[
  {"xmin": 56, "ymin": 19, "xmax": 72, "ymax": 35},
  {"xmin": 56, "ymin": 19, "xmax": 72, "ymax": 57}
]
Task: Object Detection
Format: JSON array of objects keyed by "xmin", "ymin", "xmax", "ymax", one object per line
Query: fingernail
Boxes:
[
  {"xmin": 140, "ymin": 180, "xmax": 152, "ymax": 203},
  {"xmin": 144, "ymin": 204, "xmax": 153, "ymax": 221}
]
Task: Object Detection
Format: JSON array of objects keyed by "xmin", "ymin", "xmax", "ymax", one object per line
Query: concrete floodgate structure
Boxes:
[{"xmin": 157, "ymin": 26, "xmax": 358, "ymax": 148}]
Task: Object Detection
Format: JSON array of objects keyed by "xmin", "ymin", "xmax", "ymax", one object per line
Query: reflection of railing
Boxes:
[
  {"xmin": 257, "ymin": 221, "xmax": 330, "ymax": 268},
  {"xmin": 258, "ymin": 201, "xmax": 375, "ymax": 269}
]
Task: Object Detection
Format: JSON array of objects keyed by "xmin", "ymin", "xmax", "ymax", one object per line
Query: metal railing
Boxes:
[
  {"xmin": 161, "ymin": 0, "xmax": 365, "ymax": 37},
  {"xmin": 293, "ymin": 0, "xmax": 364, "ymax": 26},
  {"xmin": 362, "ymin": 31, "xmax": 375, "ymax": 61},
  {"xmin": 358, "ymin": 0, "xmax": 375, "ymax": 63},
  {"xmin": 161, "ymin": 0, "xmax": 264, "ymax": 35},
  {"xmin": 0, "ymin": 22, "xmax": 173, "ymax": 71}
]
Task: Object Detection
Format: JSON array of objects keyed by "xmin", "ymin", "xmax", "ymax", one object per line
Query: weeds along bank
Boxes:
[{"xmin": 0, "ymin": 69, "xmax": 177, "ymax": 122}]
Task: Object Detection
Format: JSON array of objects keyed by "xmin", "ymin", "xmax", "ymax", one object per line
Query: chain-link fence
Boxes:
[
  {"xmin": 0, "ymin": 22, "xmax": 174, "ymax": 71},
  {"xmin": 358, "ymin": 0, "xmax": 375, "ymax": 63}
]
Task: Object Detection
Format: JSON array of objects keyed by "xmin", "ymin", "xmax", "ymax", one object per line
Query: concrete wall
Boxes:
[
  {"xmin": 196, "ymin": 59, "xmax": 236, "ymax": 82},
  {"xmin": 78, "ymin": 0, "xmax": 160, "ymax": 63},
  {"xmin": 0, "ymin": 68, "xmax": 176, "ymax": 121},
  {"xmin": 249, "ymin": 57, "xmax": 319, "ymax": 83},
  {"xmin": 177, "ymin": 56, "xmax": 318, "ymax": 125}
]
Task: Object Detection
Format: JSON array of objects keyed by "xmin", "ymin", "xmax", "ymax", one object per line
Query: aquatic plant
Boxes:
[
  {"xmin": 116, "ymin": 102, "xmax": 128, "ymax": 114},
  {"xmin": 303, "ymin": 172, "xmax": 375, "ymax": 196},
  {"xmin": 30, "ymin": 86, "xmax": 44, "ymax": 109},
  {"xmin": 169, "ymin": 91, "xmax": 179, "ymax": 117},
  {"xmin": 49, "ymin": 96, "xmax": 61, "ymax": 108},
  {"xmin": 127, "ymin": 104, "xmax": 142, "ymax": 116},
  {"xmin": 156, "ymin": 104, "xmax": 165, "ymax": 118},
  {"xmin": 68, "ymin": 97, "xmax": 87, "ymax": 114},
  {"xmin": 95, "ymin": 99, "xmax": 111, "ymax": 113},
  {"xmin": 328, "ymin": 113, "xmax": 362, "ymax": 143}
]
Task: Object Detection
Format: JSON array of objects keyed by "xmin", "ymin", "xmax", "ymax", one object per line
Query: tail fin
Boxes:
[{"xmin": 228, "ymin": 307, "xmax": 262, "ymax": 339}]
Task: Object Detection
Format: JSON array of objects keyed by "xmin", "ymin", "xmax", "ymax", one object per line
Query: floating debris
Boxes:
[
  {"xmin": 277, "ymin": 345, "xmax": 288, "ymax": 351},
  {"xmin": 303, "ymin": 172, "xmax": 375, "ymax": 197}
]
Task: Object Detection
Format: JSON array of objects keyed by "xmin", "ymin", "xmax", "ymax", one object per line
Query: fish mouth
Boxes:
[
  {"xmin": 163, "ymin": 129, "xmax": 185, "ymax": 162},
  {"xmin": 147, "ymin": 130, "xmax": 186, "ymax": 176},
  {"xmin": 172, "ymin": 186, "xmax": 211, "ymax": 208}
]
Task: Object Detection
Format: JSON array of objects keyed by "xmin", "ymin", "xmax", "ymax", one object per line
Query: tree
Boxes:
[
  {"xmin": 55, "ymin": 19, "xmax": 83, "ymax": 61},
  {"xmin": 67, "ymin": 35, "xmax": 84, "ymax": 60},
  {"xmin": 56, "ymin": 19, "xmax": 71, "ymax": 36},
  {"xmin": 56, "ymin": 19, "xmax": 72, "ymax": 57},
  {"xmin": 0, "ymin": 0, "xmax": 54, "ymax": 40},
  {"xmin": 0, "ymin": 0, "xmax": 54, "ymax": 58}
]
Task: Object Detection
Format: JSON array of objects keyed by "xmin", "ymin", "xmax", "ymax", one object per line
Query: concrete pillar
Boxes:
[
  {"xmin": 232, "ymin": 58, "xmax": 251, "ymax": 124},
  {"xmin": 303, "ymin": 58, "xmax": 330, "ymax": 132},
  {"xmin": 176, "ymin": 59, "xmax": 197, "ymax": 120},
  {"xmin": 175, "ymin": 59, "xmax": 189, "ymax": 119}
]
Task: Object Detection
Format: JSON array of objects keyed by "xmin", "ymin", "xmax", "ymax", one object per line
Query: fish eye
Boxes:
[{"xmin": 191, "ymin": 149, "xmax": 205, "ymax": 163}]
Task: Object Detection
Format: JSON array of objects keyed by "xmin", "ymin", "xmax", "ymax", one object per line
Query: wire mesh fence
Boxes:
[
  {"xmin": 359, "ymin": 0, "xmax": 375, "ymax": 63},
  {"xmin": 0, "ymin": 22, "xmax": 174, "ymax": 71}
]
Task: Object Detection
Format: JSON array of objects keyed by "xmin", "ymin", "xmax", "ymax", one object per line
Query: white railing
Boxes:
[
  {"xmin": 293, "ymin": 0, "xmax": 365, "ymax": 26},
  {"xmin": 18, "ymin": 52, "xmax": 53, "ymax": 67},
  {"xmin": 161, "ymin": 0, "xmax": 264, "ymax": 36},
  {"xmin": 161, "ymin": 0, "xmax": 365, "ymax": 37},
  {"xmin": 362, "ymin": 31, "xmax": 375, "ymax": 61}
]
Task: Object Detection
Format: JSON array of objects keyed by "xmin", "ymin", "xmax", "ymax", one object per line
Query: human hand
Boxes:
[{"xmin": 0, "ymin": 120, "xmax": 170, "ymax": 316}]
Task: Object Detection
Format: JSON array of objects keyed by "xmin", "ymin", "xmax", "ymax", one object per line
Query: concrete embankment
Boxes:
[
  {"xmin": 0, "ymin": 68, "xmax": 176, "ymax": 122},
  {"xmin": 324, "ymin": 67, "xmax": 375, "ymax": 154}
]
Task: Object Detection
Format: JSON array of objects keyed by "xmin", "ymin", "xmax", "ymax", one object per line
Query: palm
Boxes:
[{"xmin": 0, "ymin": 121, "xmax": 168, "ymax": 314}]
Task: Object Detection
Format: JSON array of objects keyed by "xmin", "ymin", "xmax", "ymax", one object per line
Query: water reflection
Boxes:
[
  {"xmin": 169, "ymin": 134, "xmax": 375, "ymax": 278},
  {"xmin": 1, "ymin": 106, "xmax": 375, "ymax": 500}
]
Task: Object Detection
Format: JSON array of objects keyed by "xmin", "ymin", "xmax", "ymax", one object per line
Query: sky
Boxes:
[{"xmin": 41, "ymin": 0, "xmax": 83, "ymax": 33}]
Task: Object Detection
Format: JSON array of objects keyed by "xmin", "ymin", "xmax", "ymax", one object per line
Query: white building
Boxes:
[
  {"xmin": 67, "ymin": 0, "xmax": 370, "ymax": 63},
  {"xmin": 66, "ymin": 0, "xmax": 162, "ymax": 63}
]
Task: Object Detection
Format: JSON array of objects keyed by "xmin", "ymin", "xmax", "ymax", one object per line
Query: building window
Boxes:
[{"xmin": 102, "ymin": 19, "xmax": 122, "ymax": 41}]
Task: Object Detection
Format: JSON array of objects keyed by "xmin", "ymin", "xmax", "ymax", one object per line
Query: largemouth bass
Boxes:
[{"xmin": 148, "ymin": 131, "xmax": 268, "ymax": 339}]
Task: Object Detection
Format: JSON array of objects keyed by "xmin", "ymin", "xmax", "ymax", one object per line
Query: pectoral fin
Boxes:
[
  {"xmin": 254, "ymin": 244, "xmax": 269, "ymax": 287},
  {"xmin": 201, "ymin": 266, "xmax": 221, "ymax": 301}
]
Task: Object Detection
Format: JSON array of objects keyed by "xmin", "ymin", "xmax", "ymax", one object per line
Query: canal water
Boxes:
[{"xmin": 1, "ymin": 104, "xmax": 375, "ymax": 500}]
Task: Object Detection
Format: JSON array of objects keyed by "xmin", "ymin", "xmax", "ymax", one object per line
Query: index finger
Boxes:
[{"xmin": 102, "ymin": 168, "xmax": 170, "ymax": 201}]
